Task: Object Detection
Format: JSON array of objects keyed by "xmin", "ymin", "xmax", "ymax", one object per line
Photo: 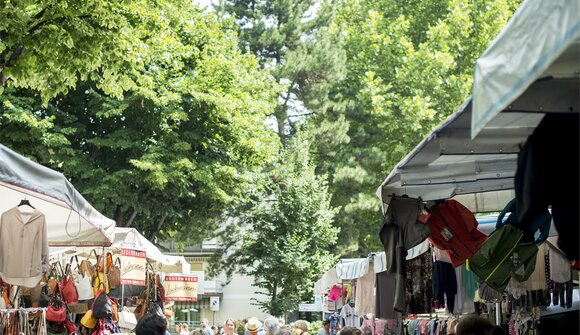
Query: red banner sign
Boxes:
[{"xmin": 163, "ymin": 275, "xmax": 199, "ymax": 302}]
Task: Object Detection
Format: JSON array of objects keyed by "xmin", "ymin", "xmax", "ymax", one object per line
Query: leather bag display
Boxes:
[
  {"xmin": 92, "ymin": 288, "xmax": 113, "ymax": 319},
  {"xmin": 108, "ymin": 257, "xmax": 121, "ymax": 290},
  {"xmin": 71, "ymin": 255, "xmax": 94, "ymax": 301},
  {"xmin": 468, "ymin": 200, "xmax": 547, "ymax": 292},
  {"xmin": 80, "ymin": 310, "xmax": 98, "ymax": 329},
  {"xmin": 118, "ymin": 306, "xmax": 138, "ymax": 329},
  {"xmin": 61, "ymin": 264, "xmax": 79, "ymax": 305},
  {"xmin": 46, "ymin": 284, "xmax": 66, "ymax": 323}
]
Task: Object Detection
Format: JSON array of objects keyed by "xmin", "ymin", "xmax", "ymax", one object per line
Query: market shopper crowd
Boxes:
[{"xmin": 136, "ymin": 314, "xmax": 506, "ymax": 335}]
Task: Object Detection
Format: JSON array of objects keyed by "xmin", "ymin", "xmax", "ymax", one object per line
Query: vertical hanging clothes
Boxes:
[
  {"xmin": 453, "ymin": 265, "xmax": 475, "ymax": 314},
  {"xmin": 355, "ymin": 269, "xmax": 376, "ymax": 316},
  {"xmin": 405, "ymin": 249, "xmax": 434, "ymax": 314},
  {"xmin": 514, "ymin": 113, "xmax": 580, "ymax": 261},
  {"xmin": 434, "ymin": 261, "xmax": 457, "ymax": 314},
  {"xmin": 375, "ymin": 272, "xmax": 397, "ymax": 319},
  {"xmin": 379, "ymin": 197, "xmax": 430, "ymax": 313},
  {"xmin": 340, "ymin": 303, "xmax": 361, "ymax": 327},
  {"xmin": 0, "ymin": 208, "xmax": 49, "ymax": 287}
]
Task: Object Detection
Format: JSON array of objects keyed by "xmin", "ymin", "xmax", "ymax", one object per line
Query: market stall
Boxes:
[
  {"xmin": 373, "ymin": 0, "xmax": 578, "ymax": 332},
  {"xmin": 0, "ymin": 143, "xmax": 118, "ymax": 334},
  {"xmin": 0, "ymin": 143, "xmax": 115, "ymax": 246}
]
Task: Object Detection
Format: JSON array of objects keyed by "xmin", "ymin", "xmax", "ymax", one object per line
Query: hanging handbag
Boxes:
[
  {"xmin": 80, "ymin": 310, "xmax": 97, "ymax": 329},
  {"xmin": 46, "ymin": 284, "xmax": 66, "ymax": 323},
  {"xmin": 108, "ymin": 257, "xmax": 121, "ymax": 290},
  {"xmin": 71, "ymin": 255, "xmax": 94, "ymax": 301},
  {"xmin": 39, "ymin": 284, "xmax": 51, "ymax": 308},
  {"xmin": 47, "ymin": 322, "xmax": 68, "ymax": 335},
  {"xmin": 92, "ymin": 288, "xmax": 112, "ymax": 319},
  {"xmin": 64, "ymin": 317, "xmax": 77, "ymax": 335},
  {"xmin": 61, "ymin": 264, "xmax": 79, "ymax": 305},
  {"xmin": 133, "ymin": 293, "xmax": 147, "ymax": 321},
  {"xmin": 92, "ymin": 272, "xmax": 110, "ymax": 296},
  {"xmin": 92, "ymin": 250, "xmax": 113, "ymax": 274},
  {"xmin": 118, "ymin": 306, "xmax": 137, "ymax": 329}
]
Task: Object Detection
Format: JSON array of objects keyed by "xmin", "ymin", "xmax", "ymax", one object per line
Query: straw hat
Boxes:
[{"xmin": 246, "ymin": 317, "xmax": 263, "ymax": 332}]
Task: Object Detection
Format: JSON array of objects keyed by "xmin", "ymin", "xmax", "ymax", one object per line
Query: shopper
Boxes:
[
  {"xmin": 293, "ymin": 320, "xmax": 310, "ymax": 335},
  {"xmin": 180, "ymin": 324, "xmax": 190, "ymax": 335},
  {"xmin": 455, "ymin": 315, "xmax": 504, "ymax": 335},
  {"xmin": 223, "ymin": 319, "xmax": 238, "ymax": 335},
  {"xmin": 317, "ymin": 320, "xmax": 330, "ymax": 335},
  {"xmin": 337, "ymin": 327, "xmax": 361, "ymax": 335},
  {"xmin": 135, "ymin": 314, "xmax": 168, "ymax": 335}
]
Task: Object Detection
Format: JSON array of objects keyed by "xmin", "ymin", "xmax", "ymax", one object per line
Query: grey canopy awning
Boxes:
[
  {"xmin": 377, "ymin": 0, "xmax": 579, "ymax": 213},
  {"xmin": 0, "ymin": 144, "xmax": 115, "ymax": 246}
]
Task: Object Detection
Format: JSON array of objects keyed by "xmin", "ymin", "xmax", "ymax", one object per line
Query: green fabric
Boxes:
[
  {"xmin": 461, "ymin": 264, "xmax": 478, "ymax": 299},
  {"xmin": 468, "ymin": 225, "xmax": 538, "ymax": 292}
]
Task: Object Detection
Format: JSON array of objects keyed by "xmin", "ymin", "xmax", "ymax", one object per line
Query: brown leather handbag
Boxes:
[{"xmin": 108, "ymin": 257, "xmax": 121, "ymax": 289}]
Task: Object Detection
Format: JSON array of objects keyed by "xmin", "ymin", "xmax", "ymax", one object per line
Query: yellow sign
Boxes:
[
  {"xmin": 163, "ymin": 275, "xmax": 198, "ymax": 302},
  {"xmin": 120, "ymin": 247, "xmax": 147, "ymax": 286}
]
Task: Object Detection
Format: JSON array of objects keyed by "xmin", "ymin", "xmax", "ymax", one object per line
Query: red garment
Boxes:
[
  {"xmin": 420, "ymin": 200, "xmax": 486, "ymax": 267},
  {"xmin": 328, "ymin": 285, "xmax": 342, "ymax": 302}
]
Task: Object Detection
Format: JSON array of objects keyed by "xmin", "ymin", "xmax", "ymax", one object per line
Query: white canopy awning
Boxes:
[
  {"xmin": 314, "ymin": 268, "xmax": 339, "ymax": 295},
  {"xmin": 111, "ymin": 228, "xmax": 190, "ymax": 274},
  {"xmin": 471, "ymin": 0, "xmax": 580, "ymax": 137},
  {"xmin": 55, "ymin": 227, "xmax": 190, "ymax": 274},
  {"xmin": 0, "ymin": 144, "xmax": 115, "ymax": 246}
]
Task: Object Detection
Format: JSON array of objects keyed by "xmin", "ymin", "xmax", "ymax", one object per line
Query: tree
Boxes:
[
  {"xmin": 302, "ymin": 0, "xmax": 522, "ymax": 255},
  {"xmin": 210, "ymin": 135, "xmax": 339, "ymax": 316},
  {"xmin": 0, "ymin": 0, "xmax": 170, "ymax": 102},
  {"xmin": 217, "ymin": 0, "xmax": 347, "ymax": 144},
  {"xmin": 0, "ymin": 1, "xmax": 281, "ymax": 242}
]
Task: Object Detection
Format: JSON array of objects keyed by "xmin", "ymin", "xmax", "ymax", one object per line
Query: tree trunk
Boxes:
[
  {"xmin": 147, "ymin": 214, "xmax": 167, "ymax": 241},
  {"xmin": 125, "ymin": 209, "xmax": 138, "ymax": 227},
  {"xmin": 113, "ymin": 205, "xmax": 125, "ymax": 226}
]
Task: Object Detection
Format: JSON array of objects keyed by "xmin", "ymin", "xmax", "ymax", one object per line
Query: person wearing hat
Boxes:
[
  {"xmin": 246, "ymin": 317, "xmax": 265, "ymax": 335},
  {"xmin": 318, "ymin": 320, "xmax": 330, "ymax": 335}
]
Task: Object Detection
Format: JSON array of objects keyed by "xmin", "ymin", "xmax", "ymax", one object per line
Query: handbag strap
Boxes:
[{"xmin": 70, "ymin": 255, "xmax": 81, "ymax": 272}]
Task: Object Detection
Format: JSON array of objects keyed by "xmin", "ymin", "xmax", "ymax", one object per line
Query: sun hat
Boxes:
[{"xmin": 246, "ymin": 317, "xmax": 262, "ymax": 332}]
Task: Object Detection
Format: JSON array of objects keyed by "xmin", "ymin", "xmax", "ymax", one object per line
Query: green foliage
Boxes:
[
  {"xmin": 210, "ymin": 135, "xmax": 339, "ymax": 316},
  {"xmin": 0, "ymin": 0, "xmax": 281, "ymax": 243},
  {"xmin": 302, "ymin": 0, "xmax": 522, "ymax": 256},
  {"xmin": 217, "ymin": 0, "xmax": 347, "ymax": 142}
]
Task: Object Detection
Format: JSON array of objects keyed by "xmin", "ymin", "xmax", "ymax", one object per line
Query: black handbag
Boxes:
[
  {"xmin": 92, "ymin": 289, "xmax": 112, "ymax": 319},
  {"xmin": 39, "ymin": 285, "xmax": 51, "ymax": 308}
]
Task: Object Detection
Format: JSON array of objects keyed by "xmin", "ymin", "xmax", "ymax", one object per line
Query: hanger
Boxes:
[{"xmin": 18, "ymin": 198, "xmax": 35, "ymax": 209}]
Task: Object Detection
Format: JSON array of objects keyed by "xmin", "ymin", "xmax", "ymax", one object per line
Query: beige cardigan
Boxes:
[{"xmin": 0, "ymin": 207, "xmax": 49, "ymax": 287}]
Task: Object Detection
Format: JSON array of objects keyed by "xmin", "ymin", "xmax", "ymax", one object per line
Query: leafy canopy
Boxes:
[{"xmin": 0, "ymin": 0, "xmax": 281, "ymax": 242}]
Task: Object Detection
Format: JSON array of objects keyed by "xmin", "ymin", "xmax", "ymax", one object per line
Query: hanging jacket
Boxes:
[
  {"xmin": 0, "ymin": 207, "xmax": 49, "ymax": 287},
  {"xmin": 420, "ymin": 200, "xmax": 486, "ymax": 267},
  {"xmin": 379, "ymin": 197, "xmax": 430, "ymax": 313}
]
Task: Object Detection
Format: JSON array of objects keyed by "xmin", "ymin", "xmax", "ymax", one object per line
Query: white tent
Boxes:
[
  {"xmin": 0, "ymin": 143, "xmax": 115, "ymax": 246},
  {"xmin": 112, "ymin": 228, "xmax": 190, "ymax": 274},
  {"xmin": 54, "ymin": 227, "xmax": 190, "ymax": 274},
  {"xmin": 378, "ymin": 0, "xmax": 579, "ymax": 213},
  {"xmin": 472, "ymin": 0, "xmax": 580, "ymax": 138}
]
